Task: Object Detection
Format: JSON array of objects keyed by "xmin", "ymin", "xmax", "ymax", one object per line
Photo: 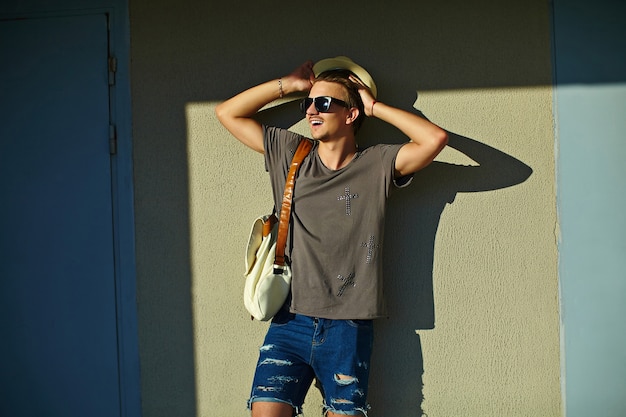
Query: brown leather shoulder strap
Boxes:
[{"xmin": 274, "ymin": 139, "xmax": 313, "ymax": 270}]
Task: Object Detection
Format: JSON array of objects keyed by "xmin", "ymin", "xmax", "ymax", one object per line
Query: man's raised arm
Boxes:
[
  {"xmin": 215, "ymin": 61, "xmax": 315, "ymax": 153},
  {"xmin": 350, "ymin": 74, "xmax": 448, "ymax": 176}
]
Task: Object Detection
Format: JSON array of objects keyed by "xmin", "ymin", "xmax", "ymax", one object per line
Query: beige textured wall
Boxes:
[{"xmin": 130, "ymin": 1, "xmax": 560, "ymax": 416}]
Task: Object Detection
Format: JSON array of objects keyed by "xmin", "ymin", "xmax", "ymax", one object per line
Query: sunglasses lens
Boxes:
[
  {"xmin": 300, "ymin": 98, "xmax": 313, "ymax": 113},
  {"xmin": 315, "ymin": 97, "xmax": 332, "ymax": 112}
]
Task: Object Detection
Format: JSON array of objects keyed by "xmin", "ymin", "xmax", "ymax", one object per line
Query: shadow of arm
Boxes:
[{"xmin": 440, "ymin": 131, "xmax": 533, "ymax": 192}]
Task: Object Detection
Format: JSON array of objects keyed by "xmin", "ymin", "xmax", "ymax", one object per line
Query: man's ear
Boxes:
[{"xmin": 346, "ymin": 107, "xmax": 360, "ymax": 126}]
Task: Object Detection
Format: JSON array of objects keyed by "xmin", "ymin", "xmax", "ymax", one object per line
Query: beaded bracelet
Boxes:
[{"xmin": 278, "ymin": 79, "xmax": 284, "ymax": 98}]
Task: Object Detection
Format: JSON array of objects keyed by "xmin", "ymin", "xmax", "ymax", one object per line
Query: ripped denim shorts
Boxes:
[{"xmin": 248, "ymin": 308, "xmax": 374, "ymax": 416}]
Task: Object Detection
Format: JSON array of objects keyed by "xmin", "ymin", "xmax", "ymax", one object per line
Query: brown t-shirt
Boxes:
[{"xmin": 264, "ymin": 126, "xmax": 411, "ymax": 319}]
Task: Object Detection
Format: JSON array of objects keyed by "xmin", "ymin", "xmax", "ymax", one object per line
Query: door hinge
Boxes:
[
  {"xmin": 108, "ymin": 56, "xmax": 117, "ymax": 86},
  {"xmin": 109, "ymin": 124, "xmax": 117, "ymax": 155}
]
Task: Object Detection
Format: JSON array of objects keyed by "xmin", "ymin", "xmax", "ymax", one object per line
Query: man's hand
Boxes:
[
  {"xmin": 349, "ymin": 74, "xmax": 376, "ymax": 116},
  {"xmin": 281, "ymin": 60, "xmax": 316, "ymax": 95}
]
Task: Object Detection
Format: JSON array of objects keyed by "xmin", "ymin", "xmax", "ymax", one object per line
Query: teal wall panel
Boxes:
[{"xmin": 553, "ymin": 1, "xmax": 626, "ymax": 416}]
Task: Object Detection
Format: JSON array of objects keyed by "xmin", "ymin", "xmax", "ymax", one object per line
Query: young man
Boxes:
[{"xmin": 216, "ymin": 58, "xmax": 448, "ymax": 417}]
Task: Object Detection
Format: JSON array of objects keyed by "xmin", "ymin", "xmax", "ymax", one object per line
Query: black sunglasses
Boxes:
[{"xmin": 300, "ymin": 96, "xmax": 350, "ymax": 113}]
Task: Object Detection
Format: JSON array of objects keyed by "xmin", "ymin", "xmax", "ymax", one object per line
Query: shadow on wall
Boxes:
[
  {"xmin": 370, "ymin": 125, "xmax": 532, "ymax": 416},
  {"xmin": 256, "ymin": 101, "xmax": 532, "ymax": 416}
]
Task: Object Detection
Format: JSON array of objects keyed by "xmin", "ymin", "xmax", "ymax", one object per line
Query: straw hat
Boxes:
[{"xmin": 312, "ymin": 56, "xmax": 378, "ymax": 98}]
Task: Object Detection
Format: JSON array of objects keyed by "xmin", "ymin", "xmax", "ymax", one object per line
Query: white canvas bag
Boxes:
[{"xmin": 242, "ymin": 139, "xmax": 312, "ymax": 321}]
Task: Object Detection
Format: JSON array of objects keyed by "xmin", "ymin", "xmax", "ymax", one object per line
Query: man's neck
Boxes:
[{"xmin": 317, "ymin": 136, "xmax": 358, "ymax": 170}]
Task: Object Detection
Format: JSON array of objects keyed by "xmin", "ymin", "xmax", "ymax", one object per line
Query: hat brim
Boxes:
[{"xmin": 313, "ymin": 56, "xmax": 377, "ymax": 98}]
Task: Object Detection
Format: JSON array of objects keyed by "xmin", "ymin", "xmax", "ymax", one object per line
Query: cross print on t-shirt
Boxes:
[
  {"xmin": 360, "ymin": 235, "xmax": 380, "ymax": 264},
  {"xmin": 337, "ymin": 186, "xmax": 359, "ymax": 215},
  {"xmin": 337, "ymin": 272, "xmax": 356, "ymax": 297}
]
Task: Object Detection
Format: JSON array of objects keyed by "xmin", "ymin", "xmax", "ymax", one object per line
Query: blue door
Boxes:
[{"xmin": 0, "ymin": 14, "xmax": 122, "ymax": 417}]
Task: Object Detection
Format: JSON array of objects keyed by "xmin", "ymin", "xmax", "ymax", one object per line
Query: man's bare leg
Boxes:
[{"xmin": 251, "ymin": 401, "xmax": 294, "ymax": 417}]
